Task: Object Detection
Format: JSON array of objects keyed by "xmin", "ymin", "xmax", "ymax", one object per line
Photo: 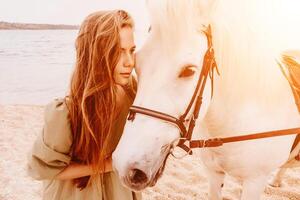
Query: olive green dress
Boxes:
[{"xmin": 27, "ymin": 87, "xmax": 141, "ymax": 200}]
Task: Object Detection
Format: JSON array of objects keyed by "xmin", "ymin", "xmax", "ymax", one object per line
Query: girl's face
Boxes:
[{"xmin": 114, "ymin": 27, "xmax": 136, "ymax": 86}]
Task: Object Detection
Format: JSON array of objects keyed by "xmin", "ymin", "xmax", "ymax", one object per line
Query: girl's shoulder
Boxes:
[
  {"xmin": 44, "ymin": 97, "xmax": 71, "ymax": 131},
  {"xmin": 45, "ymin": 97, "xmax": 69, "ymax": 118},
  {"xmin": 42, "ymin": 97, "xmax": 72, "ymax": 152}
]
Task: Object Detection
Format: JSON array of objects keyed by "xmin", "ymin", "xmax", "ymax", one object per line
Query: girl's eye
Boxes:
[
  {"xmin": 178, "ymin": 65, "xmax": 197, "ymax": 78},
  {"xmin": 130, "ymin": 48, "xmax": 136, "ymax": 54}
]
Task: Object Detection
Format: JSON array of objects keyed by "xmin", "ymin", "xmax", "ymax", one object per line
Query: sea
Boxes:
[{"xmin": 0, "ymin": 29, "xmax": 147, "ymax": 105}]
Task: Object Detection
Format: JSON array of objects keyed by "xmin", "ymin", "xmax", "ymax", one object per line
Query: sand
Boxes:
[{"xmin": 0, "ymin": 105, "xmax": 300, "ymax": 200}]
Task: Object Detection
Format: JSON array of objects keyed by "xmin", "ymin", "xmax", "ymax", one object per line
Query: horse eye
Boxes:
[{"xmin": 178, "ymin": 66, "xmax": 197, "ymax": 78}]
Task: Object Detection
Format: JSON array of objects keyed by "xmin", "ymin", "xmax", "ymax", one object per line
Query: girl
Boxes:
[{"xmin": 28, "ymin": 10, "xmax": 140, "ymax": 200}]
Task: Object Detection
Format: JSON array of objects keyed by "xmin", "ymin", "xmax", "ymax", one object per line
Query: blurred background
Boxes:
[{"xmin": 0, "ymin": 0, "xmax": 149, "ymax": 105}]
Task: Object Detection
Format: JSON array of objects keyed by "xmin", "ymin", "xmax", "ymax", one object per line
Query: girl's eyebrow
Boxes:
[{"xmin": 121, "ymin": 45, "xmax": 136, "ymax": 50}]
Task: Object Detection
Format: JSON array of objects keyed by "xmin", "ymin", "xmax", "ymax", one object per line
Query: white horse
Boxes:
[{"xmin": 113, "ymin": 0, "xmax": 300, "ymax": 199}]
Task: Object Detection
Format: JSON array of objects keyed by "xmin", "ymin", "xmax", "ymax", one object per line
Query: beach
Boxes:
[{"xmin": 1, "ymin": 104, "xmax": 300, "ymax": 200}]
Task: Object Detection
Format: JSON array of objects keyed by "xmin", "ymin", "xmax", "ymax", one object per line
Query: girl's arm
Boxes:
[{"xmin": 55, "ymin": 157, "xmax": 112, "ymax": 180}]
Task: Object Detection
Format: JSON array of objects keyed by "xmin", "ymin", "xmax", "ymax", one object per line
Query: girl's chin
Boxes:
[{"xmin": 115, "ymin": 79, "xmax": 129, "ymax": 87}]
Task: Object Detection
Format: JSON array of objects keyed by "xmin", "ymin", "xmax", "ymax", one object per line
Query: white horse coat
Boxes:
[{"xmin": 113, "ymin": 1, "xmax": 300, "ymax": 199}]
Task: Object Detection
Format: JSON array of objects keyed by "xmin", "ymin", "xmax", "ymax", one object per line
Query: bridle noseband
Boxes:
[{"xmin": 127, "ymin": 25, "xmax": 219, "ymax": 154}]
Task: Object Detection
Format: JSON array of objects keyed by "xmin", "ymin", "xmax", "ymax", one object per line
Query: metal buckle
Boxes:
[
  {"xmin": 170, "ymin": 138, "xmax": 192, "ymax": 159},
  {"xmin": 170, "ymin": 147, "xmax": 191, "ymax": 159},
  {"xmin": 127, "ymin": 111, "xmax": 136, "ymax": 121}
]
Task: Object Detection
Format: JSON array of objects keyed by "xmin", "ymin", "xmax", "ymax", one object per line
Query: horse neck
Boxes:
[{"xmin": 213, "ymin": 37, "xmax": 295, "ymax": 111}]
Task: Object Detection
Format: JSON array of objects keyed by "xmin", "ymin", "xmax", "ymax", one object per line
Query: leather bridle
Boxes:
[
  {"xmin": 127, "ymin": 25, "xmax": 218, "ymax": 154},
  {"xmin": 127, "ymin": 25, "xmax": 300, "ymax": 155}
]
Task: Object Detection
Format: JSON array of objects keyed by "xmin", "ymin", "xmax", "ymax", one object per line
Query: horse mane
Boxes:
[
  {"xmin": 210, "ymin": 0, "xmax": 300, "ymax": 104},
  {"xmin": 145, "ymin": 0, "xmax": 212, "ymax": 55}
]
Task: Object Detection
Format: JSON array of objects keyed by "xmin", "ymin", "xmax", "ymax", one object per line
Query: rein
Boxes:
[
  {"xmin": 127, "ymin": 25, "xmax": 300, "ymax": 155},
  {"xmin": 184, "ymin": 128, "xmax": 300, "ymax": 149}
]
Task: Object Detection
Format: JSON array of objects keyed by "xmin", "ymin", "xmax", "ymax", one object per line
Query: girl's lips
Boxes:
[{"xmin": 120, "ymin": 73, "xmax": 131, "ymax": 77}]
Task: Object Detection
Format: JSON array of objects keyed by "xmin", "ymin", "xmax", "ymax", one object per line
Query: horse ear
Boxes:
[{"xmin": 193, "ymin": 0, "xmax": 216, "ymax": 25}]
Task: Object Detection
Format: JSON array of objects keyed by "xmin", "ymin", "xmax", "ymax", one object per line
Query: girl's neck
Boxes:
[{"xmin": 115, "ymin": 84, "xmax": 128, "ymax": 107}]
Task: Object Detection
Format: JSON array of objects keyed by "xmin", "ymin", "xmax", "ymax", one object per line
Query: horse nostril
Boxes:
[{"xmin": 128, "ymin": 168, "xmax": 148, "ymax": 185}]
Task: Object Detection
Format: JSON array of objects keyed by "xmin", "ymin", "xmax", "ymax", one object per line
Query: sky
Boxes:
[{"xmin": 0, "ymin": 0, "xmax": 149, "ymax": 30}]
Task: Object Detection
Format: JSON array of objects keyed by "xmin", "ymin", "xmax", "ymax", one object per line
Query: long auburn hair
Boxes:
[{"xmin": 67, "ymin": 10, "xmax": 134, "ymax": 189}]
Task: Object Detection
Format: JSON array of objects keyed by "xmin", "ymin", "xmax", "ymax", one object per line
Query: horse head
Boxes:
[{"xmin": 113, "ymin": 0, "xmax": 216, "ymax": 191}]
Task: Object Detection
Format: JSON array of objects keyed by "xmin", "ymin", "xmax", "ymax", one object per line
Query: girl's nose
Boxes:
[{"xmin": 124, "ymin": 53, "xmax": 134, "ymax": 68}]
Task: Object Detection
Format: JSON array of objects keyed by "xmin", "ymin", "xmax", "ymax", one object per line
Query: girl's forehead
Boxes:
[{"xmin": 120, "ymin": 27, "xmax": 135, "ymax": 48}]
